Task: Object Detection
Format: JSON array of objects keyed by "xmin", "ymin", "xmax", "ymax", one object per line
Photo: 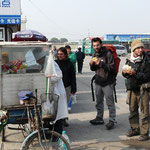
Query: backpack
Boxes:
[
  {"xmin": 104, "ymin": 44, "xmax": 121, "ymax": 76},
  {"xmin": 91, "ymin": 44, "xmax": 121, "ymax": 102}
]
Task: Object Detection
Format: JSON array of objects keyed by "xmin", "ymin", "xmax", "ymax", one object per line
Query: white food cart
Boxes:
[{"xmin": 0, "ymin": 42, "xmax": 52, "ymax": 141}]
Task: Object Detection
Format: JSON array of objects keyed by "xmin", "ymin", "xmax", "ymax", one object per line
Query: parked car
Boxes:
[{"xmin": 113, "ymin": 44, "xmax": 127, "ymax": 57}]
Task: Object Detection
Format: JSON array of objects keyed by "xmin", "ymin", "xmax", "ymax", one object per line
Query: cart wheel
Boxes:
[
  {"xmin": 1, "ymin": 126, "xmax": 5, "ymax": 142},
  {"xmin": 21, "ymin": 129, "xmax": 70, "ymax": 150}
]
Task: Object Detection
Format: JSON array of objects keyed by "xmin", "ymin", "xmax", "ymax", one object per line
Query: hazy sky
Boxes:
[{"xmin": 21, "ymin": 0, "xmax": 150, "ymax": 41}]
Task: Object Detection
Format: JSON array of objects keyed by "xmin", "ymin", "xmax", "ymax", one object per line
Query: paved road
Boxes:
[{"xmin": 1, "ymin": 56, "xmax": 150, "ymax": 150}]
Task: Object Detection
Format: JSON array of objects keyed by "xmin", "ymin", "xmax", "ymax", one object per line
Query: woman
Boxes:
[
  {"xmin": 43, "ymin": 52, "xmax": 68, "ymax": 135},
  {"xmin": 55, "ymin": 47, "xmax": 77, "ymax": 126}
]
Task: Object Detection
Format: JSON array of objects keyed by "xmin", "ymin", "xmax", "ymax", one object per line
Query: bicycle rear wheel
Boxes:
[{"xmin": 21, "ymin": 129, "xmax": 70, "ymax": 150}]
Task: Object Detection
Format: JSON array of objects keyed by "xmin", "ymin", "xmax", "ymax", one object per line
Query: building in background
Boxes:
[
  {"xmin": 104, "ymin": 34, "xmax": 150, "ymax": 42},
  {"xmin": 0, "ymin": 0, "xmax": 21, "ymax": 41},
  {"xmin": 104, "ymin": 34, "xmax": 150, "ymax": 51},
  {"xmin": 12, "ymin": 16, "xmax": 27, "ymax": 39}
]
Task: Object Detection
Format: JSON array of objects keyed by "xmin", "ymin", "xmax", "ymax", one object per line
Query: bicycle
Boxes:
[{"xmin": 20, "ymin": 89, "xmax": 70, "ymax": 150}]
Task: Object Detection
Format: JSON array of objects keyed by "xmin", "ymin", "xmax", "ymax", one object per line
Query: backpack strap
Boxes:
[{"xmin": 91, "ymin": 75, "xmax": 95, "ymax": 101}]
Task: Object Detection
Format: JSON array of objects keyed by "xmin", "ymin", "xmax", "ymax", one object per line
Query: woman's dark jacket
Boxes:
[
  {"xmin": 122, "ymin": 52, "xmax": 150, "ymax": 91},
  {"xmin": 55, "ymin": 59, "xmax": 76, "ymax": 93},
  {"xmin": 90, "ymin": 46, "xmax": 115, "ymax": 86}
]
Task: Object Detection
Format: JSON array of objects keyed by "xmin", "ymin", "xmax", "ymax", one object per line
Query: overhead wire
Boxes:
[{"xmin": 27, "ymin": 0, "xmax": 83, "ymax": 37}]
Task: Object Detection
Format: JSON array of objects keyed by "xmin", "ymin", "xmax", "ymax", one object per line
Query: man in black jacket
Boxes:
[
  {"xmin": 89, "ymin": 37, "xmax": 116, "ymax": 130},
  {"xmin": 76, "ymin": 47, "xmax": 85, "ymax": 74},
  {"xmin": 122, "ymin": 39, "xmax": 150, "ymax": 141}
]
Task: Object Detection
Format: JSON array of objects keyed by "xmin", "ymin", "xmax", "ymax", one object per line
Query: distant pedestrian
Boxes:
[
  {"xmin": 76, "ymin": 47, "xmax": 85, "ymax": 74},
  {"xmin": 89, "ymin": 37, "xmax": 116, "ymax": 130},
  {"xmin": 122, "ymin": 39, "xmax": 150, "ymax": 141},
  {"xmin": 65, "ymin": 45, "xmax": 77, "ymax": 71},
  {"xmin": 52, "ymin": 45, "xmax": 58, "ymax": 60}
]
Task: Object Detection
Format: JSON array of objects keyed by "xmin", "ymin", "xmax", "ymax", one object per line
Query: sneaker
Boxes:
[
  {"xmin": 126, "ymin": 128, "xmax": 140, "ymax": 137},
  {"xmin": 138, "ymin": 135, "xmax": 149, "ymax": 141},
  {"xmin": 68, "ymin": 107, "xmax": 71, "ymax": 113},
  {"xmin": 106, "ymin": 121, "xmax": 115, "ymax": 130},
  {"xmin": 90, "ymin": 117, "xmax": 104, "ymax": 125}
]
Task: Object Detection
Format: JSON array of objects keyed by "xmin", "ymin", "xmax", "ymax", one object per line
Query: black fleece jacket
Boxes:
[
  {"xmin": 122, "ymin": 52, "xmax": 150, "ymax": 90},
  {"xmin": 55, "ymin": 59, "xmax": 77, "ymax": 93},
  {"xmin": 90, "ymin": 46, "xmax": 115, "ymax": 86}
]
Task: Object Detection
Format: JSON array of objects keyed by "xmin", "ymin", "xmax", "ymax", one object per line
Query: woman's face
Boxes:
[{"xmin": 57, "ymin": 51, "xmax": 67, "ymax": 60}]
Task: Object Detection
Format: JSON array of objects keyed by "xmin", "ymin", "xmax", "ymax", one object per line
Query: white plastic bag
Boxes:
[
  {"xmin": 42, "ymin": 99, "xmax": 54, "ymax": 119},
  {"xmin": 70, "ymin": 94, "xmax": 77, "ymax": 104},
  {"xmin": 45, "ymin": 52, "xmax": 57, "ymax": 77},
  {"xmin": 50, "ymin": 62, "xmax": 62, "ymax": 84}
]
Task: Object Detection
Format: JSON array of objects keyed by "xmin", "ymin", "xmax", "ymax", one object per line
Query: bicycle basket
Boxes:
[{"xmin": 40, "ymin": 93, "xmax": 59, "ymax": 121}]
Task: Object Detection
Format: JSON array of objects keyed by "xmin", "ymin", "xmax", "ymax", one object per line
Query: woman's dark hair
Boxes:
[
  {"xmin": 65, "ymin": 45, "xmax": 71, "ymax": 49},
  {"xmin": 58, "ymin": 47, "xmax": 68, "ymax": 57},
  {"xmin": 92, "ymin": 37, "xmax": 102, "ymax": 44}
]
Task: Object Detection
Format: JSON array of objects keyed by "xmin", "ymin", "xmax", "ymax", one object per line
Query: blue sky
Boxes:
[{"xmin": 21, "ymin": 0, "xmax": 150, "ymax": 41}]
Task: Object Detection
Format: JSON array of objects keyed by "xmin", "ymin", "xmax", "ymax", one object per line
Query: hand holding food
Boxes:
[
  {"xmin": 93, "ymin": 57, "xmax": 100, "ymax": 64},
  {"xmin": 92, "ymin": 57, "xmax": 98, "ymax": 62},
  {"xmin": 122, "ymin": 65, "xmax": 132, "ymax": 71},
  {"xmin": 90, "ymin": 57, "xmax": 100, "ymax": 65},
  {"xmin": 122, "ymin": 65, "xmax": 135, "ymax": 75}
]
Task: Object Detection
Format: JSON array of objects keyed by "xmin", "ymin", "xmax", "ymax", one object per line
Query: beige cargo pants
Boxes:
[{"xmin": 129, "ymin": 90, "xmax": 149, "ymax": 136}]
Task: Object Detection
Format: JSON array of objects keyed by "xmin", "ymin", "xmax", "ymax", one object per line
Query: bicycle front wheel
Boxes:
[{"xmin": 21, "ymin": 129, "xmax": 70, "ymax": 150}]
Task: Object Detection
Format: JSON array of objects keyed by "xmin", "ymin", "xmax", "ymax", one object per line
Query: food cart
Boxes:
[{"xmin": 0, "ymin": 41, "xmax": 52, "ymax": 141}]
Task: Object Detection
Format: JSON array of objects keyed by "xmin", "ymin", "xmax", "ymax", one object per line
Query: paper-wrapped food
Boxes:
[
  {"xmin": 92, "ymin": 57, "xmax": 98, "ymax": 62},
  {"xmin": 122, "ymin": 65, "xmax": 132, "ymax": 71}
]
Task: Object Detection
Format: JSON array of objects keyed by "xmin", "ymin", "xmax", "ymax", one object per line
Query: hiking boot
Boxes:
[
  {"xmin": 106, "ymin": 121, "xmax": 115, "ymax": 130},
  {"xmin": 126, "ymin": 129, "xmax": 140, "ymax": 137},
  {"xmin": 138, "ymin": 135, "xmax": 149, "ymax": 141},
  {"xmin": 89, "ymin": 117, "xmax": 104, "ymax": 125}
]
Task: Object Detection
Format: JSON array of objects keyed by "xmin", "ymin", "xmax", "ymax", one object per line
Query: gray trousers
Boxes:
[
  {"xmin": 95, "ymin": 83, "xmax": 116, "ymax": 122},
  {"xmin": 65, "ymin": 86, "xmax": 71, "ymax": 104}
]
